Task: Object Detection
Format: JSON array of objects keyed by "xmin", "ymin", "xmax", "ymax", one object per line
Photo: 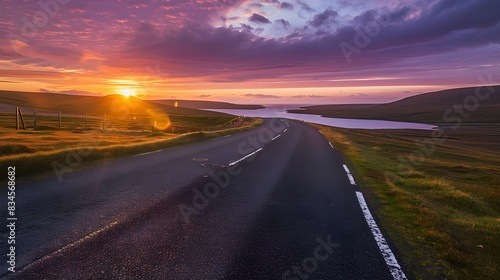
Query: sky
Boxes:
[{"xmin": 0, "ymin": 0, "xmax": 499, "ymax": 104}]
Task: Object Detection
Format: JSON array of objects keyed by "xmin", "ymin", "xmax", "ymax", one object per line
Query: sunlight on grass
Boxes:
[{"xmin": 0, "ymin": 114, "xmax": 262, "ymax": 178}]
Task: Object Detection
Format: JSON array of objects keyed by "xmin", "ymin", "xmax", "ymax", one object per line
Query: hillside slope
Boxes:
[
  {"xmin": 289, "ymin": 85, "xmax": 500, "ymax": 124},
  {"xmin": 0, "ymin": 91, "xmax": 230, "ymax": 117},
  {"xmin": 150, "ymin": 99, "xmax": 263, "ymax": 110}
]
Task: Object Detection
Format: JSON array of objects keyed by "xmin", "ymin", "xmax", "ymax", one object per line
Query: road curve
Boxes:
[{"xmin": 1, "ymin": 119, "xmax": 408, "ymax": 279}]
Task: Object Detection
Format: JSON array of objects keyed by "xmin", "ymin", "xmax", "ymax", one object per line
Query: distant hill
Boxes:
[
  {"xmin": 288, "ymin": 85, "xmax": 500, "ymax": 124},
  {"xmin": 149, "ymin": 99, "xmax": 264, "ymax": 110},
  {"xmin": 0, "ymin": 90, "xmax": 231, "ymax": 117}
]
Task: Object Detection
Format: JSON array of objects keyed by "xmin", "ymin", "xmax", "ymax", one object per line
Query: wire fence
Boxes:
[
  {"xmin": 5, "ymin": 108, "xmax": 164, "ymax": 132},
  {"xmin": 3, "ymin": 107, "xmax": 244, "ymax": 134}
]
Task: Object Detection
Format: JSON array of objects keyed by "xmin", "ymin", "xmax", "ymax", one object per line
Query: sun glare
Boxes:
[{"xmin": 118, "ymin": 88, "xmax": 137, "ymax": 97}]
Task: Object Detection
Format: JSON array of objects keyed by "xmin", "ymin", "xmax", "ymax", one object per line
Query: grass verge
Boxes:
[
  {"xmin": 312, "ymin": 124, "xmax": 499, "ymax": 280},
  {"xmin": 0, "ymin": 118, "xmax": 263, "ymax": 181}
]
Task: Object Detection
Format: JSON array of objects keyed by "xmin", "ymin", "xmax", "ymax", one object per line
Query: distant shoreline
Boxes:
[{"xmin": 287, "ymin": 85, "xmax": 500, "ymax": 125}]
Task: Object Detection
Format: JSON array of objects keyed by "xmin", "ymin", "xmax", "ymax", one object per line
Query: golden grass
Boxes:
[
  {"xmin": 312, "ymin": 124, "xmax": 500, "ymax": 280},
  {"xmin": 0, "ymin": 114, "xmax": 262, "ymax": 179},
  {"xmin": 0, "ymin": 130, "xmax": 176, "ymax": 155}
]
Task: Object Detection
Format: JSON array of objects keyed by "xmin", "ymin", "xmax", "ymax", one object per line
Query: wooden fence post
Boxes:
[
  {"xmin": 58, "ymin": 110, "xmax": 61, "ymax": 129},
  {"xmin": 104, "ymin": 114, "xmax": 107, "ymax": 131},
  {"xmin": 15, "ymin": 107, "xmax": 19, "ymax": 130},
  {"xmin": 85, "ymin": 112, "xmax": 88, "ymax": 130},
  {"xmin": 19, "ymin": 108, "xmax": 26, "ymax": 130}
]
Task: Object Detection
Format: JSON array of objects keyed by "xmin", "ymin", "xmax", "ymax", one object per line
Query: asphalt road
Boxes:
[{"xmin": 1, "ymin": 119, "xmax": 408, "ymax": 279}]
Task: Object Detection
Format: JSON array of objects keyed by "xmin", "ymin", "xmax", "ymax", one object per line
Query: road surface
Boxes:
[{"xmin": 1, "ymin": 119, "xmax": 408, "ymax": 279}]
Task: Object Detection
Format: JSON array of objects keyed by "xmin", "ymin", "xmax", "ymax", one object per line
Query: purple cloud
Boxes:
[
  {"xmin": 296, "ymin": 0, "xmax": 315, "ymax": 13},
  {"xmin": 244, "ymin": 93, "xmax": 281, "ymax": 98},
  {"xmin": 276, "ymin": 19, "xmax": 291, "ymax": 28},
  {"xmin": 291, "ymin": 95, "xmax": 326, "ymax": 98},
  {"xmin": 249, "ymin": 13, "xmax": 272, "ymax": 24},
  {"xmin": 39, "ymin": 88, "xmax": 102, "ymax": 96},
  {"xmin": 0, "ymin": 0, "xmax": 498, "ymax": 96},
  {"xmin": 309, "ymin": 9, "xmax": 339, "ymax": 27},
  {"xmin": 98, "ymin": 0, "xmax": 499, "ymax": 85},
  {"xmin": 280, "ymin": 2, "xmax": 294, "ymax": 10}
]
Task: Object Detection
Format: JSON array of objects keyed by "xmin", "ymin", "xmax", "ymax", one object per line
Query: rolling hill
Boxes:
[
  {"xmin": 0, "ymin": 90, "xmax": 232, "ymax": 117},
  {"xmin": 150, "ymin": 99, "xmax": 263, "ymax": 110},
  {"xmin": 288, "ymin": 85, "xmax": 500, "ymax": 124}
]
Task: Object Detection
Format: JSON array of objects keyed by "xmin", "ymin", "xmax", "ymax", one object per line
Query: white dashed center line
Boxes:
[
  {"xmin": 228, "ymin": 148, "xmax": 263, "ymax": 166},
  {"xmin": 133, "ymin": 150, "xmax": 162, "ymax": 157}
]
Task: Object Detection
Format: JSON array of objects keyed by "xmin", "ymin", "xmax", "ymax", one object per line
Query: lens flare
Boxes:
[
  {"xmin": 118, "ymin": 88, "xmax": 136, "ymax": 97},
  {"xmin": 147, "ymin": 109, "xmax": 171, "ymax": 131}
]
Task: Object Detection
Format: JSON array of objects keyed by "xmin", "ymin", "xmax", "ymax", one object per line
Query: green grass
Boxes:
[{"xmin": 312, "ymin": 124, "xmax": 500, "ymax": 280}]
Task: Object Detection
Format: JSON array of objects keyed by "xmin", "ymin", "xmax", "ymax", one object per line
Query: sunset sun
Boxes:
[{"xmin": 118, "ymin": 88, "xmax": 137, "ymax": 97}]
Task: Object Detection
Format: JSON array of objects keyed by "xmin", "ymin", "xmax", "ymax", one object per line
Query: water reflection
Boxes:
[{"xmin": 206, "ymin": 105, "xmax": 436, "ymax": 130}]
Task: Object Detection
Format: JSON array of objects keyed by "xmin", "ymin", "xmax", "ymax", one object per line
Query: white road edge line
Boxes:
[
  {"xmin": 346, "ymin": 173, "xmax": 356, "ymax": 185},
  {"xmin": 133, "ymin": 150, "xmax": 162, "ymax": 157},
  {"xmin": 356, "ymin": 192, "xmax": 408, "ymax": 280},
  {"xmin": 283, "ymin": 128, "xmax": 288, "ymax": 133},
  {"xmin": 342, "ymin": 164, "xmax": 356, "ymax": 185},
  {"xmin": 272, "ymin": 135, "xmax": 281, "ymax": 141},
  {"xmin": 329, "ymin": 142, "xmax": 334, "ymax": 149},
  {"xmin": 229, "ymin": 148, "xmax": 263, "ymax": 166},
  {"xmin": 342, "ymin": 164, "xmax": 351, "ymax": 174}
]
